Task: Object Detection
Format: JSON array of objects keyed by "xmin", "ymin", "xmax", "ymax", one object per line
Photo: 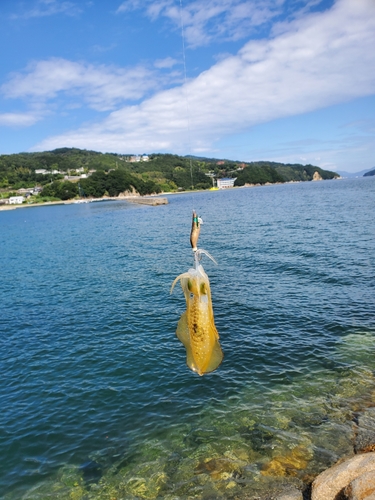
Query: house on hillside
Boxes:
[{"xmin": 129, "ymin": 154, "xmax": 149, "ymax": 162}]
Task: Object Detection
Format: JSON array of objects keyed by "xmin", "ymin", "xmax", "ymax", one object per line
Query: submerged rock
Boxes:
[
  {"xmin": 195, "ymin": 457, "xmax": 241, "ymax": 480},
  {"xmin": 79, "ymin": 460, "xmax": 103, "ymax": 485},
  {"xmin": 354, "ymin": 407, "xmax": 375, "ymax": 453},
  {"xmin": 239, "ymin": 423, "xmax": 275, "ymax": 452},
  {"xmin": 261, "ymin": 445, "xmax": 311, "ymax": 478},
  {"xmin": 311, "ymin": 452, "xmax": 375, "ymax": 500},
  {"xmin": 184, "ymin": 427, "xmax": 219, "ymax": 447},
  {"xmin": 276, "ymin": 487, "xmax": 303, "ymax": 500}
]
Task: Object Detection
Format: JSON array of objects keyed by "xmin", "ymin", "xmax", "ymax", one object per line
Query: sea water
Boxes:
[{"xmin": 1, "ymin": 177, "xmax": 374, "ymax": 499}]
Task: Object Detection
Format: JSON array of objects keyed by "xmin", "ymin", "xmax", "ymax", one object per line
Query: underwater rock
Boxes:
[
  {"xmin": 290, "ymin": 412, "xmax": 329, "ymax": 429},
  {"xmin": 195, "ymin": 457, "xmax": 241, "ymax": 481},
  {"xmin": 240, "ymin": 423, "xmax": 275, "ymax": 452},
  {"xmin": 311, "ymin": 452, "xmax": 375, "ymax": 500},
  {"xmin": 125, "ymin": 471, "xmax": 167, "ymax": 499},
  {"xmin": 261, "ymin": 445, "xmax": 311, "ymax": 478},
  {"xmin": 344, "ymin": 470, "xmax": 375, "ymax": 500},
  {"xmin": 79, "ymin": 460, "xmax": 103, "ymax": 485},
  {"xmin": 354, "ymin": 407, "xmax": 375, "ymax": 453},
  {"xmin": 275, "ymin": 487, "xmax": 303, "ymax": 500},
  {"xmin": 184, "ymin": 427, "xmax": 219, "ymax": 447}
]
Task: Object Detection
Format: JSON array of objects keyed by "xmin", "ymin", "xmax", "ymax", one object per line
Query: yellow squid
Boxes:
[{"xmin": 171, "ymin": 212, "xmax": 224, "ymax": 376}]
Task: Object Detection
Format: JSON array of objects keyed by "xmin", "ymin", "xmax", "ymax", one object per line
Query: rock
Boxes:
[
  {"xmin": 195, "ymin": 457, "xmax": 240, "ymax": 480},
  {"xmin": 311, "ymin": 452, "xmax": 375, "ymax": 500},
  {"xmin": 354, "ymin": 408, "xmax": 375, "ymax": 453},
  {"xmin": 79, "ymin": 460, "xmax": 102, "ymax": 485},
  {"xmin": 312, "ymin": 171, "xmax": 323, "ymax": 181},
  {"xmin": 276, "ymin": 487, "xmax": 303, "ymax": 500},
  {"xmin": 261, "ymin": 445, "xmax": 311, "ymax": 477},
  {"xmin": 240, "ymin": 423, "xmax": 274, "ymax": 452},
  {"xmin": 344, "ymin": 470, "xmax": 375, "ymax": 500}
]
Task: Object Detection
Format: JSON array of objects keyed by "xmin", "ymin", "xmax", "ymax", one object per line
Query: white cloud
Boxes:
[
  {"xmin": 116, "ymin": 0, "xmax": 331, "ymax": 48},
  {"xmin": 1, "ymin": 58, "xmax": 162, "ymax": 111},
  {"xmin": 10, "ymin": 0, "xmax": 82, "ymax": 19},
  {"xmin": 154, "ymin": 57, "xmax": 179, "ymax": 69},
  {"xmin": 117, "ymin": 0, "xmax": 284, "ymax": 47},
  {"xmin": 0, "ymin": 112, "xmax": 41, "ymax": 127},
  {"xmin": 33, "ymin": 0, "xmax": 375, "ymax": 154},
  {"xmin": 116, "ymin": 0, "xmax": 143, "ymax": 14}
]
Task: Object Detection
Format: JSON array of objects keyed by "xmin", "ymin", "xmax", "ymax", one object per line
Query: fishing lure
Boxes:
[{"xmin": 171, "ymin": 214, "xmax": 223, "ymax": 376}]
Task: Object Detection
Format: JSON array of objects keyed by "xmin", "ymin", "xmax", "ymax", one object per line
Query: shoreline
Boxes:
[
  {"xmin": 0, "ymin": 195, "xmax": 168, "ymax": 211},
  {"xmin": 0, "ymin": 178, "xmax": 346, "ymax": 212}
]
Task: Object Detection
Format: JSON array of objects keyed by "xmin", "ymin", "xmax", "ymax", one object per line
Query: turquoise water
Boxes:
[{"xmin": 1, "ymin": 178, "xmax": 374, "ymax": 499}]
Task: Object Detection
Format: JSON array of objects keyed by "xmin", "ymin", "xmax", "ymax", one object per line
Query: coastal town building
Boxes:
[
  {"xmin": 217, "ymin": 177, "xmax": 237, "ymax": 189},
  {"xmin": 9, "ymin": 196, "xmax": 25, "ymax": 204},
  {"xmin": 35, "ymin": 169, "xmax": 62, "ymax": 175}
]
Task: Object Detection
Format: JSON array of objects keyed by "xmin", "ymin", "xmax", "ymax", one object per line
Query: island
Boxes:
[{"xmin": 0, "ymin": 148, "xmax": 340, "ymax": 207}]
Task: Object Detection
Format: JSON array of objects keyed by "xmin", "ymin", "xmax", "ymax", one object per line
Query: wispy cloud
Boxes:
[
  {"xmin": 11, "ymin": 0, "xmax": 82, "ymax": 19},
  {"xmin": 34, "ymin": 0, "xmax": 375, "ymax": 154},
  {"xmin": 154, "ymin": 57, "xmax": 179, "ymax": 69},
  {"xmin": 1, "ymin": 58, "xmax": 166, "ymax": 112},
  {"xmin": 116, "ymin": 0, "xmax": 331, "ymax": 48},
  {"xmin": 0, "ymin": 112, "xmax": 41, "ymax": 127},
  {"xmin": 116, "ymin": 0, "xmax": 143, "ymax": 14}
]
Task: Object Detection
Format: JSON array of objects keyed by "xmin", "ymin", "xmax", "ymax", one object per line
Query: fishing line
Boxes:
[{"xmin": 179, "ymin": 0, "xmax": 194, "ymax": 191}]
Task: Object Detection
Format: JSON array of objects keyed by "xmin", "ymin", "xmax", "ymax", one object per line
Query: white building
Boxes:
[
  {"xmin": 9, "ymin": 196, "xmax": 25, "ymax": 204},
  {"xmin": 129, "ymin": 154, "xmax": 149, "ymax": 162},
  {"xmin": 217, "ymin": 177, "xmax": 237, "ymax": 189}
]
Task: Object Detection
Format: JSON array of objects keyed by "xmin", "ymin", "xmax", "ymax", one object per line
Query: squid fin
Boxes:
[
  {"xmin": 176, "ymin": 312, "xmax": 198, "ymax": 374},
  {"xmin": 204, "ymin": 339, "xmax": 224, "ymax": 374}
]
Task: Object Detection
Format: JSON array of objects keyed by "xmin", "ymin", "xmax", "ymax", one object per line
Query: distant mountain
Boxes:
[
  {"xmin": 336, "ymin": 168, "xmax": 374, "ymax": 178},
  {"xmin": 363, "ymin": 168, "xmax": 375, "ymax": 177}
]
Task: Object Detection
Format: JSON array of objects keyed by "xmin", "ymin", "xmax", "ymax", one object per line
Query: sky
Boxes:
[{"xmin": 0, "ymin": 0, "xmax": 374, "ymax": 173}]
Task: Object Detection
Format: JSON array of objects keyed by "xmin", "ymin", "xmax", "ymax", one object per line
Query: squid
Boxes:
[{"xmin": 171, "ymin": 249, "xmax": 224, "ymax": 376}]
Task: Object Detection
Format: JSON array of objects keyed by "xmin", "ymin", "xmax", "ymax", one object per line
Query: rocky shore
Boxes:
[
  {"xmin": 309, "ymin": 406, "xmax": 375, "ymax": 500},
  {"xmin": 272, "ymin": 407, "xmax": 375, "ymax": 500}
]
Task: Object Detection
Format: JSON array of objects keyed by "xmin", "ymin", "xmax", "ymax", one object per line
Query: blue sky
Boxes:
[{"xmin": 0, "ymin": 0, "xmax": 374, "ymax": 172}]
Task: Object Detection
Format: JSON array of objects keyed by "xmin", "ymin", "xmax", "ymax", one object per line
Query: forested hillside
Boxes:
[
  {"xmin": 234, "ymin": 161, "xmax": 338, "ymax": 185},
  {"xmin": 0, "ymin": 148, "xmax": 339, "ymax": 202}
]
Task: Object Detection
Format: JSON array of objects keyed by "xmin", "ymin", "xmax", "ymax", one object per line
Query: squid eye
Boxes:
[
  {"xmin": 187, "ymin": 279, "xmax": 193, "ymax": 291},
  {"xmin": 200, "ymin": 283, "xmax": 207, "ymax": 294}
]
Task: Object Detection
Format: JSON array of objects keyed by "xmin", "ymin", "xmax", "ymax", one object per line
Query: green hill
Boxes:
[
  {"xmin": 0, "ymin": 149, "xmax": 339, "ymax": 202},
  {"xmin": 235, "ymin": 161, "xmax": 338, "ymax": 186}
]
